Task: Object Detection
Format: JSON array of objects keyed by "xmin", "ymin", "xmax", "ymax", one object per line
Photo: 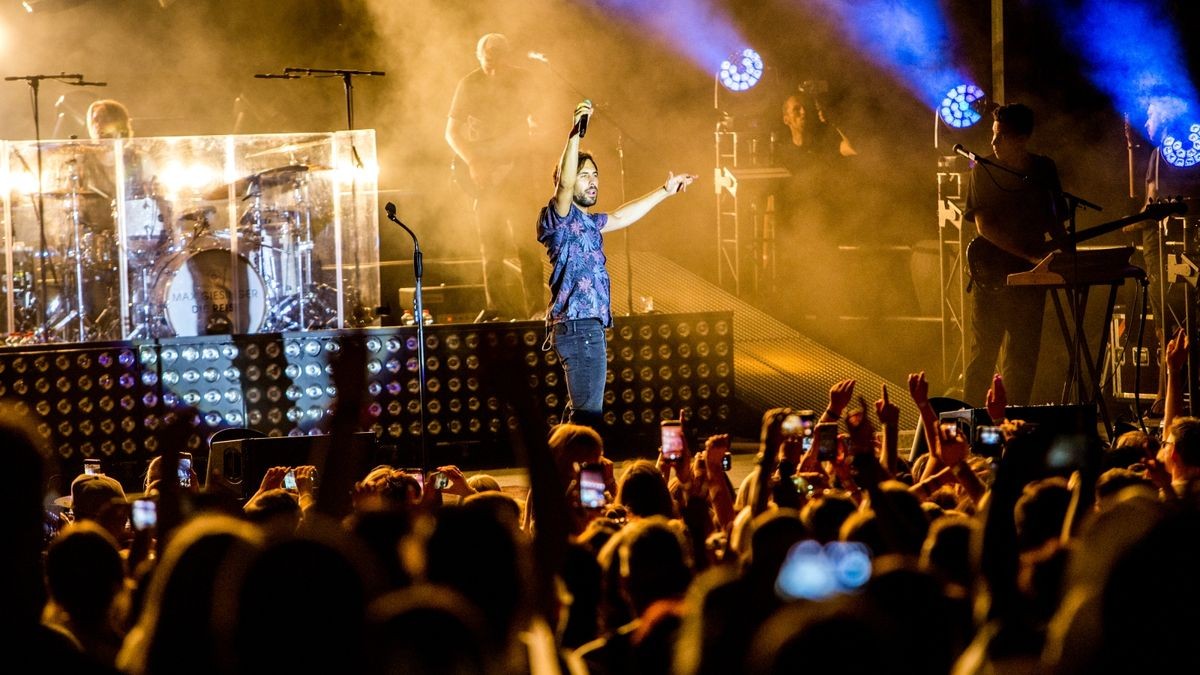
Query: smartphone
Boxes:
[
  {"xmin": 579, "ymin": 462, "xmax": 606, "ymax": 510},
  {"xmin": 430, "ymin": 471, "xmax": 451, "ymax": 490},
  {"xmin": 131, "ymin": 498, "xmax": 157, "ymax": 531},
  {"xmin": 940, "ymin": 419, "xmax": 959, "ymax": 436},
  {"xmin": 661, "ymin": 421, "xmax": 684, "ymax": 461},
  {"xmin": 283, "ymin": 469, "xmax": 297, "ymax": 491},
  {"xmin": 83, "ymin": 459, "xmax": 102, "ymax": 476},
  {"xmin": 975, "ymin": 425, "xmax": 1004, "ymax": 457},
  {"xmin": 721, "ymin": 452, "xmax": 733, "ymax": 471},
  {"xmin": 815, "ymin": 422, "xmax": 838, "ymax": 462},
  {"xmin": 178, "ymin": 453, "xmax": 193, "ymax": 488}
]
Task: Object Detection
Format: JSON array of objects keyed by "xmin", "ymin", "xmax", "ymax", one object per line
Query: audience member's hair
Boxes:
[
  {"xmin": 1014, "ymin": 477, "xmax": 1071, "ymax": 550},
  {"xmin": 616, "ymin": 460, "xmax": 675, "ymax": 519},
  {"xmin": 466, "ymin": 474, "xmax": 501, "ymax": 493},
  {"xmin": 801, "ymin": 493, "xmax": 857, "ymax": 544}
]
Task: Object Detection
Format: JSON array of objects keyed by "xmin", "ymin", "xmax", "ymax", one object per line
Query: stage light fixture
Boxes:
[
  {"xmin": 938, "ymin": 84, "xmax": 986, "ymax": 129},
  {"xmin": 719, "ymin": 48, "xmax": 764, "ymax": 92},
  {"xmin": 1162, "ymin": 122, "xmax": 1200, "ymax": 168}
]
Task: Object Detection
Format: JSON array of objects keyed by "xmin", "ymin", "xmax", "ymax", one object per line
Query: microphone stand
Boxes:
[
  {"xmin": 385, "ymin": 203, "xmax": 428, "ymax": 471},
  {"xmin": 4, "ymin": 72, "xmax": 101, "ymax": 341},
  {"xmin": 259, "ymin": 67, "xmax": 385, "ymax": 328}
]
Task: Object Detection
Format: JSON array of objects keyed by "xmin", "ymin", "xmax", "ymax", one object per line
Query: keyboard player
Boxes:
[{"xmin": 964, "ymin": 103, "xmax": 1071, "ymax": 406}]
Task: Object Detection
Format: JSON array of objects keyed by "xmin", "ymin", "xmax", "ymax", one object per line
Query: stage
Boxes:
[{"xmin": 3, "ymin": 311, "xmax": 736, "ymax": 489}]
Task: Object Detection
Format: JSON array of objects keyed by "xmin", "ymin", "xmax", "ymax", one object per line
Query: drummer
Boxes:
[{"xmin": 86, "ymin": 99, "xmax": 133, "ymax": 140}]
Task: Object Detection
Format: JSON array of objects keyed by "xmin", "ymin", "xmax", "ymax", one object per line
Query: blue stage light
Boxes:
[
  {"xmin": 938, "ymin": 84, "xmax": 985, "ymax": 129},
  {"xmin": 719, "ymin": 48, "xmax": 764, "ymax": 92},
  {"xmin": 1162, "ymin": 123, "xmax": 1200, "ymax": 168}
]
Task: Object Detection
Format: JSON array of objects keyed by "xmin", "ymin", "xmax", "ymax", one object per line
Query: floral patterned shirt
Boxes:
[{"xmin": 537, "ymin": 199, "xmax": 611, "ymax": 327}]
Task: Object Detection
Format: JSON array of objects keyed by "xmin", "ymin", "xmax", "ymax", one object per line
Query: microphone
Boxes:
[
  {"xmin": 385, "ymin": 201, "xmax": 398, "ymax": 221},
  {"xmin": 952, "ymin": 144, "xmax": 979, "ymax": 162},
  {"xmin": 576, "ymin": 98, "xmax": 592, "ymax": 139}
]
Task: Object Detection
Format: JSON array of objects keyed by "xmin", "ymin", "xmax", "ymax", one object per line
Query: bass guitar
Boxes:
[{"xmin": 966, "ymin": 199, "xmax": 1188, "ymax": 291}]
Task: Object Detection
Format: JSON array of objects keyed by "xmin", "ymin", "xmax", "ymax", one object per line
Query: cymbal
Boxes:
[
  {"xmin": 201, "ymin": 164, "xmax": 330, "ymax": 200},
  {"xmin": 245, "ymin": 138, "xmax": 330, "ymax": 159},
  {"xmin": 36, "ymin": 187, "xmax": 108, "ymax": 199}
]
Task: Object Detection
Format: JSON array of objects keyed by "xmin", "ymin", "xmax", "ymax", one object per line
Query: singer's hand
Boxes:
[
  {"xmin": 663, "ymin": 172, "xmax": 698, "ymax": 194},
  {"xmin": 573, "ymin": 99, "xmax": 592, "ymax": 133}
]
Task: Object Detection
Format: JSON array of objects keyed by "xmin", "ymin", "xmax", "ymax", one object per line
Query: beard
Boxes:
[{"xmin": 574, "ymin": 188, "xmax": 597, "ymax": 208}]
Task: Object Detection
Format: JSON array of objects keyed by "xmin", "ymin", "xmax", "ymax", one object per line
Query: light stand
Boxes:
[{"xmin": 385, "ymin": 202, "xmax": 428, "ymax": 470}]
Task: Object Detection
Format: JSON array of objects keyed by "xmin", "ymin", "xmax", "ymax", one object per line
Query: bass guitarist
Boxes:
[
  {"xmin": 446, "ymin": 33, "xmax": 546, "ymax": 320},
  {"xmin": 964, "ymin": 103, "xmax": 1070, "ymax": 406}
]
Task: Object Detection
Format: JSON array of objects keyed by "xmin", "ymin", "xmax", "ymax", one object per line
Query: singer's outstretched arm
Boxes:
[
  {"xmin": 605, "ymin": 172, "xmax": 698, "ymax": 232},
  {"xmin": 553, "ymin": 100, "xmax": 592, "ymax": 217}
]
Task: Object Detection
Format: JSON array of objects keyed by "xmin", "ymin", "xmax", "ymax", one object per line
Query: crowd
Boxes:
[{"xmin": 6, "ymin": 329, "xmax": 1200, "ymax": 674}]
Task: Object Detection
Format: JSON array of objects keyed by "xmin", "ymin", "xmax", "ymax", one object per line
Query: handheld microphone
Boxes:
[{"xmin": 578, "ymin": 112, "xmax": 589, "ymax": 138}]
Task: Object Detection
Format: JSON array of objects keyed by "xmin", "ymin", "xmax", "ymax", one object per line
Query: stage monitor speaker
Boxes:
[{"xmin": 207, "ymin": 431, "xmax": 381, "ymax": 514}]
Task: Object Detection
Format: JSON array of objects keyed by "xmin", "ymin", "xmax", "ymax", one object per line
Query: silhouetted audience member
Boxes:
[
  {"xmin": 576, "ymin": 517, "xmax": 692, "ymax": 675},
  {"xmin": 364, "ymin": 586, "xmax": 490, "ymax": 675},
  {"xmin": 43, "ymin": 520, "xmax": 128, "ymax": 668}
]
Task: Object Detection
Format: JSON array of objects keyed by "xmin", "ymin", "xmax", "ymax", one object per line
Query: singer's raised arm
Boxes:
[{"xmin": 553, "ymin": 99, "xmax": 593, "ymax": 217}]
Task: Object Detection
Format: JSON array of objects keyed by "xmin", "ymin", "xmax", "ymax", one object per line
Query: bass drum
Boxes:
[{"xmin": 153, "ymin": 247, "xmax": 266, "ymax": 336}]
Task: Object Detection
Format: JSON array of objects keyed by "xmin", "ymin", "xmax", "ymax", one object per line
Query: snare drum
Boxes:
[{"xmin": 152, "ymin": 247, "xmax": 266, "ymax": 336}]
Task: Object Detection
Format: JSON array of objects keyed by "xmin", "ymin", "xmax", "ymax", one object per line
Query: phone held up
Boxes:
[
  {"xmin": 178, "ymin": 452, "xmax": 193, "ymax": 488},
  {"xmin": 131, "ymin": 498, "xmax": 157, "ymax": 531},
  {"xmin": 283, "ymin": 469, "xmax": 297, "ymax": 491},
  {"xmin": 579, "ymin": 462, "xmax": 606, "ymax": 510},
  {"xmin": 661, "ymin": 420, "xmax": 685, "ymax": 461},
  {"xmin": 814, "ymin": 422, "xmax": 839, "ymax": 462},
  {"xmin": 83, "ymin": 458, "xmax": 102, "ymax": 476},
  {"xmin": 429, "ymin": 471, "xmax": 451, "ymax": 491}
]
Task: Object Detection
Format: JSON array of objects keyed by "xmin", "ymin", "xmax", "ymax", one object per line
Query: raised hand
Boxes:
[
  {"xmin": 935, "ymin": 422, "xmax": 968, "ymax": 468},
  {"xmin": 664, "ymin": 171, "xmax": 698, "ymax": 194},
  {"xmin": 1166, "ymin": 328, "xmax": 1189, "ymax": 374},
  {"xmin": 986, "ymin": 373, "xmax": 1008, "ymax": 423},
  {"xmin": 828, "ymin": 379, "xmax": 856, "ymax": 419},
  {"xmin": 907, "ymin": 371, "xmax": 929, "ymax": 407},
  {"xmin": 875, "ymin": 383, "xmax": 900, "ymax": 427}
]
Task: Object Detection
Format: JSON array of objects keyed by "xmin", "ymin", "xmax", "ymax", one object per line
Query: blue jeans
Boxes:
[{"xmin": 549, "ymin": 318, "xmax": 607, "ymax": 428}]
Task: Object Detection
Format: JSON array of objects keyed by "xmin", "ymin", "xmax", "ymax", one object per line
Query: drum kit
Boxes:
[{"xmin": 4, "ymin": 149, "xmax": 340, "ymax": 343}]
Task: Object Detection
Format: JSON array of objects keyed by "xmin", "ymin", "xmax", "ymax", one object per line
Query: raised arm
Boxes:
[
  {"xmin": 552, "ymin": 99, "xmax": 592, "ymax": 217},
  {"xmin": 1164, "ymin": 328, "xmax": 1188, "ymax": 432}
]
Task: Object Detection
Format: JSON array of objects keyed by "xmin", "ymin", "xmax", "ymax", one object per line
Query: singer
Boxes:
[
  {"xmin": 537, "ymin": 99, "xmax": 697, "ymax": 428},
  {"xmin": 963, "ymin": 103, "xmax": 1069, "ymax": 405}
]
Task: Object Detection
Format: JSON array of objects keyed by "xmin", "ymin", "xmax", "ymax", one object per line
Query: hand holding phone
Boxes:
[
  {"xmin": 578, "ymin": 462, "xmax": 606, "ymax": 510},
  {"xmin": 661, "ymin": 420, "xmax": 685, "ymax": 461},
  {"xmin": 814, "ymin": 422, "xmax": 839, "ymax": 462},
  {"xmin": 177, "ymin": 452, "xmax": 193, "ymax": 488},
  {"xmin": 283, "ymin": 469, "xmax": 297, "ymax": 491},
  {"xmin": 429, "ymin": 471, "xmax": 451, "ymax": 491}
]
